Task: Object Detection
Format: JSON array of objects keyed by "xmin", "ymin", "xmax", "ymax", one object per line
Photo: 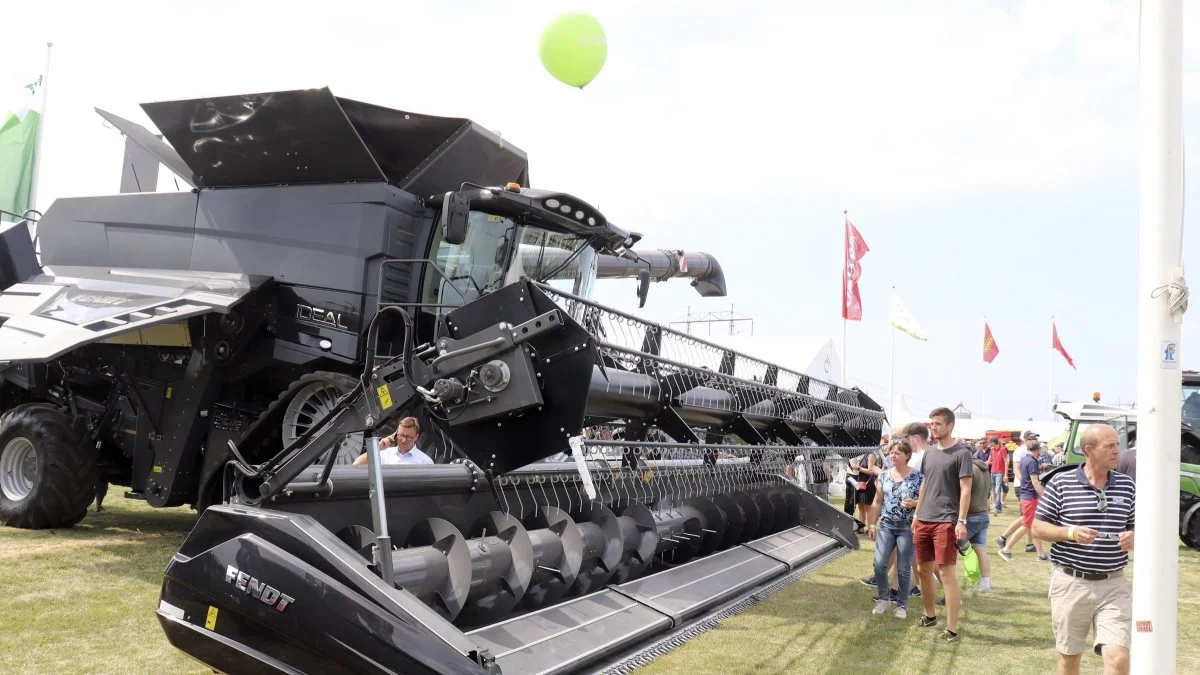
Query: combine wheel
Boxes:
[
  {"xmin": 1183, "ymin": 513, "xmax": 1200, "ymax": 550},
  {"xmin": 0, "ymin": 403, "xmax": 99, "ymax": 530},
  {"xmin": 281, "ymin": 373, "xmax": 364, "ymax": 465}
]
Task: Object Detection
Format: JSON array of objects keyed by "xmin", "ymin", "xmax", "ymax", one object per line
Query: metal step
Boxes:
[
  {"xmin": 467, "ymin": 525, "xmax": 840, "ymax": 675},
  {"xmin": 611, "ymin": 545, "xmax": 787, "ymax": 625},
  {"xmin": 467, "ymin": 590, "xmax": 671, "ymax": 675},
  {"xmin": 741, "ymin": 525, "xmax": 841, "ymax": 569}
]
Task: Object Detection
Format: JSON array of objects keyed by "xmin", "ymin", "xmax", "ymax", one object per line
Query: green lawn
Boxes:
[
  {"xmin": 2, "ymin": 489, "xmax": 1198, "ymax": 674},
  {"xmin": 0, "ymin": 486, "xmax": 207, "ymax": 675},
  {"xmin": 636, "ymin": 504, "xmax": 1200, "ymax": 675}
]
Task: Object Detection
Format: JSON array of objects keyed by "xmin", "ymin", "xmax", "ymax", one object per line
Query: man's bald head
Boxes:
[
  {"xmin": 1080, "ymin": 423, "xmax": 1121, "ymax": 471},
  {"xmin": 1080, "ymin": 423, "xmax": 1116, "ymax": 450}
]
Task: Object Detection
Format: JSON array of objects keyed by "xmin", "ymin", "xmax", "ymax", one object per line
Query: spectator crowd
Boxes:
[{"xmin": 788, "ymin": 408, "xmax": 1135, "ymax": 675}]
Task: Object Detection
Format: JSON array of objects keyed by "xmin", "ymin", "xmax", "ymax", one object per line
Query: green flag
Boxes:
[{"xmin": 0, "ymin": 74, "xmax": 44, "ymax": 223}]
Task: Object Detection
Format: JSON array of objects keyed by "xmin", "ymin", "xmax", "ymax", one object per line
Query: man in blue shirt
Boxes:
[{"xmin": 997, "ymin": 442, "xmax": 1046, "ymax": 560}]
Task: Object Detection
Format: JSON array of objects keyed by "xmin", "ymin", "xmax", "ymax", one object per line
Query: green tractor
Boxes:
[{"xmin": 1052, "ymin": 370, "xmax": 1200, "ymax": 548}]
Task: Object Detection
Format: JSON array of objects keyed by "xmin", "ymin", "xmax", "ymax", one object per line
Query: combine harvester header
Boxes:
[{"xmin": 0, "ymin": 88, "xmax": 885, "ymax": 674}]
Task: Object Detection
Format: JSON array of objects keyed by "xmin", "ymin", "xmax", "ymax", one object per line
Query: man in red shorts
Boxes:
[
  {"xmin": 912, "ymin": 407, "xmax": 973, "ymax": 642},
  {"xmin": 998, "ymin": 441, "xmax": 1046, "ymax": 561}
]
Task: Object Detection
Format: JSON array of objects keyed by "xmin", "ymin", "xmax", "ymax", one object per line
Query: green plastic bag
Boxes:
[{"xmin": 962, "ymin": 545, "xmax": 982, "ymax": 586}]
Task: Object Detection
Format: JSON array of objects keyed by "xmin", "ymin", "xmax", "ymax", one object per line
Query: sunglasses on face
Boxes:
[{"xmin": 1095, "ymin": 489, "xmax": 1108, "ymax": 512}]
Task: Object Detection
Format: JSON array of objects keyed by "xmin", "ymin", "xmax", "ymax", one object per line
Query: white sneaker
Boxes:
[
  {"xmin": 872, "ymin": 599, "xmax": 891, "ymax": 615},
  {"xmin": 972, "ymin": 583, "xmax": 992, "ymax": 593},
  {"xmin": 894, "ymin": 606, "xmax": 908, "ymax": 619}
]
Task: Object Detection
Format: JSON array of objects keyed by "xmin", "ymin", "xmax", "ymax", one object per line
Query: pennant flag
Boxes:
[
  {"xmin": 841, "ymin": 214, "xmax": 870, "ymax": 321},
  {"xmin": 1052, "ymin": 321, "xmax": 1076, "ymax": 370},
  {"xmin": 890, "ymin": 289, "xmax": 927, "ymax": 341},
  {"xmin": 983, "ymin": 322, "xmax": 999, "ymax": 363},
  {"xmin": 0, "ymin": 70, "xmax": 44, "ymax": 222}
]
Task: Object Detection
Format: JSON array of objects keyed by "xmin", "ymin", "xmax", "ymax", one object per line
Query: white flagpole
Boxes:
[
  {"xmin": 982, "ymin": 316, "xmax": 988, "ymax": 418},
  {"xmin": 841, "ymin": 318, "xmax": 847, "ymax": 387},
  {"xmin": 1132, "ymin": 0, "xmax": 1183, "ymax": 670},
  {"xmin": 888, "ymin": 290, "xmax": 896, "ymax": 426},
  {"xmin": 28, "ymin": 41, "xmax": 53, "ymax": 213},
  {"xmin": 1049, "ymin": 316, "xmax": 1056, "ymax": 423},
  {"xmin": 841, "ymin": 210, "xmax": 848, "ymax": 388}
]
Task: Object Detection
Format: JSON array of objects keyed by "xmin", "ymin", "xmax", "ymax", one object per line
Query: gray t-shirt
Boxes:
[{"xmin": 914, "ymin": 443, "xmax": 974, "ymax": 523}]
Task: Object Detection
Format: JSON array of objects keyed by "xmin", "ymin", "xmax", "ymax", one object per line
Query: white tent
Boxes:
[
  {"xmin": 701, "ymin": 334, "xmax": 841, "ymax": 384},
  {"xmin": 888, "ymin": 394, "xmax": 1066, "ymax": 439}
]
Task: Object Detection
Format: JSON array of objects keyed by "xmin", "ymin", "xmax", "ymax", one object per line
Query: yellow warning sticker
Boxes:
[
  {"xmin": 165, "ymin": 386, "xmax": 173, "ymax": 399},
  {"xmin": 487, "ymin": 214, "xmax": 503, "ymax": 222},
  {"xmin": 377, "ymin": 384, "xmax": 393, "ymax": 410},
  {"xmin": 205, "ymin": 606, "xmax": 218, "ymax": 630},
  {"xmin": 152, "ymin": 465, "xmax": 163, "ymax": 473}
]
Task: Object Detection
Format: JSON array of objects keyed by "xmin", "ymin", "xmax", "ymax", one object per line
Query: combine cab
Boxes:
[{"xmin": 0, "ymin": 89, "xmax": 885, "ymax": 673}]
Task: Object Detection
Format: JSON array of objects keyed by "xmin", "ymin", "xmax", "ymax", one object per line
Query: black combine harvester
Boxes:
[{"xmin": 0, "ymin": 89, "xmax": 885, "ymax": 674}]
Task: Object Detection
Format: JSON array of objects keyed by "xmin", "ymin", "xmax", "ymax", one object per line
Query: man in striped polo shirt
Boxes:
[{"xmin": 1032, "ymin": 424, "xmax": 1135, "ymax": 675}]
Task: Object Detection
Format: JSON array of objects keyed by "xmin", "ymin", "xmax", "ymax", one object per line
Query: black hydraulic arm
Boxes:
[{"xmin": 228, "ymin": 304, "xmax": 568, "ymax": 505}]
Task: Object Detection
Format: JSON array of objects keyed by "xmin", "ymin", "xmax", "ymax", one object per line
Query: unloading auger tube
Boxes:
[{"xmin": 157, "ymin": 278, "xmax": 885, "ymax": 675}]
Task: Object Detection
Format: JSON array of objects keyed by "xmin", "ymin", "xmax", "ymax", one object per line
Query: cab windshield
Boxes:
[
  {"xmin": 1183, "ymin": 385, "xmax": 1200, "ymax": 429},
  {"xmin": 421, "ymin": 210, "xmax": 597, "ymax": 311}
]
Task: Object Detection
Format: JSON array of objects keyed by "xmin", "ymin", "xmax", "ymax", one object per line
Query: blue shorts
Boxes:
[{"xmin": 964, "ymin": 514, "xmax": 990, "ymax": 547}]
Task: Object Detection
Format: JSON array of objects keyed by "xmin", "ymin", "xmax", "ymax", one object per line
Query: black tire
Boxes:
[
  {"xmin": 1183, "ymin": 508, "xmax": 1200, "ymax": 549},
  {"xmin": 0, "ymin": 403, "xmax": 99, "ymax": 529},
  {"xmin": 279, "ymin": 372, "xmax": 364, "ymax": 466}
]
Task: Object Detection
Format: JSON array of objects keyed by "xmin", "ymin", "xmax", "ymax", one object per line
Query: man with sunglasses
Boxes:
[
  {"xmin": 1032, "ymin": 424, "xmax": 1135, "ymax": 675},
  {"xmin": 352, "ymin": 416, "xmax": 434, "ymax": 465}
]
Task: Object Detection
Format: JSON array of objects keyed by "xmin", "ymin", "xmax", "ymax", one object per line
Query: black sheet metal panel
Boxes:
[
  {"xmin": 466, "ymin": 589, "xmax": 671, "ymax": 675},
  {"xmin": 141, "ymin": 88, "xmax": 385, "ymax": 188},
  {"xmin": 336, "ymin": 97, "xmax": 530, "ymax": 196},
  {"xmin": 792, "ymin": 483, "xmax": 861, "ymax": 550},
  {"xmin": 138, "ymin": 87, "xmax": 531, "ymax": 194},
  {"xmin": 37, "ymin": 191, "xmax": 199, "ymax": 270},
  {"xmin": 95, "ymin": 107, "xmax": 197, "ymax": 187},
  {"xmin": 611, "ymin": 545, "xmax": 788, "ymax": 626},
  {"xmin": 740, "ymin": 526, "xmax": 840, "ymax": 570}
]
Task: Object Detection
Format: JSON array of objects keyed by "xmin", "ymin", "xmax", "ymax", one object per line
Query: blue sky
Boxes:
[{"xmin": 3, "ymin": 0, "xmax": 1196, "ymax": 421}]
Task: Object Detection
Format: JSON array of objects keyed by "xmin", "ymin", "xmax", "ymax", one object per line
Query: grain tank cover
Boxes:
[{"xmin": 140, "ymin": 87, "xmax": 530, "ymax": 194}]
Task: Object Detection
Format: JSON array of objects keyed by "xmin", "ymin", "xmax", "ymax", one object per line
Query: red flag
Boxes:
[
  {"xmin": 1052, "ymin": 322, "xmax": 1076, "ymax": 370},
  {"xmin": 983, "ymin": 322, "xmax": 999, "ymax": 363},
  {"xmin": 841, "ymin": 215, "xmax": 870, "ymax": 320}
]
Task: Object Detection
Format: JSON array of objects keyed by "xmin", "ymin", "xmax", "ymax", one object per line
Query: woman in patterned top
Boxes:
[{"xmin": 868, "ymin": 439, "xmax": 923, "ymax": 619}]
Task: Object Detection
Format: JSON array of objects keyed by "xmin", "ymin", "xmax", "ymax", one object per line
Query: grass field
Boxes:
[
  {"xmin": 638, "ymin": 506, "xmax": 1200, "ymax": 675},
  {"xmin": 0, "ymin": 487, "xmax": 206, "ymax": 675},
  {"xmin": 1, "ymin": 489, "xmax": 1198, "ymax": 674}
]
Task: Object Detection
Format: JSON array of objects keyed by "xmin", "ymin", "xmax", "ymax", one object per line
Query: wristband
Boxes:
[{"xmin": 1067, "ymin": 526, "xmax": 1076, "ymax": 542}]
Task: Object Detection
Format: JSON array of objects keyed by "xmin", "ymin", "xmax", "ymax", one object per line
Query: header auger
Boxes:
[{"xmin": 0, "ymin": 88, "xmax": 884, "ymax": 673}]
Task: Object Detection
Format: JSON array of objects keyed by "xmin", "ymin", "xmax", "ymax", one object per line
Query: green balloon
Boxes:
[{"xmin": 539, "ymin": 11, "xmax": 608, "ymax": 89}]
